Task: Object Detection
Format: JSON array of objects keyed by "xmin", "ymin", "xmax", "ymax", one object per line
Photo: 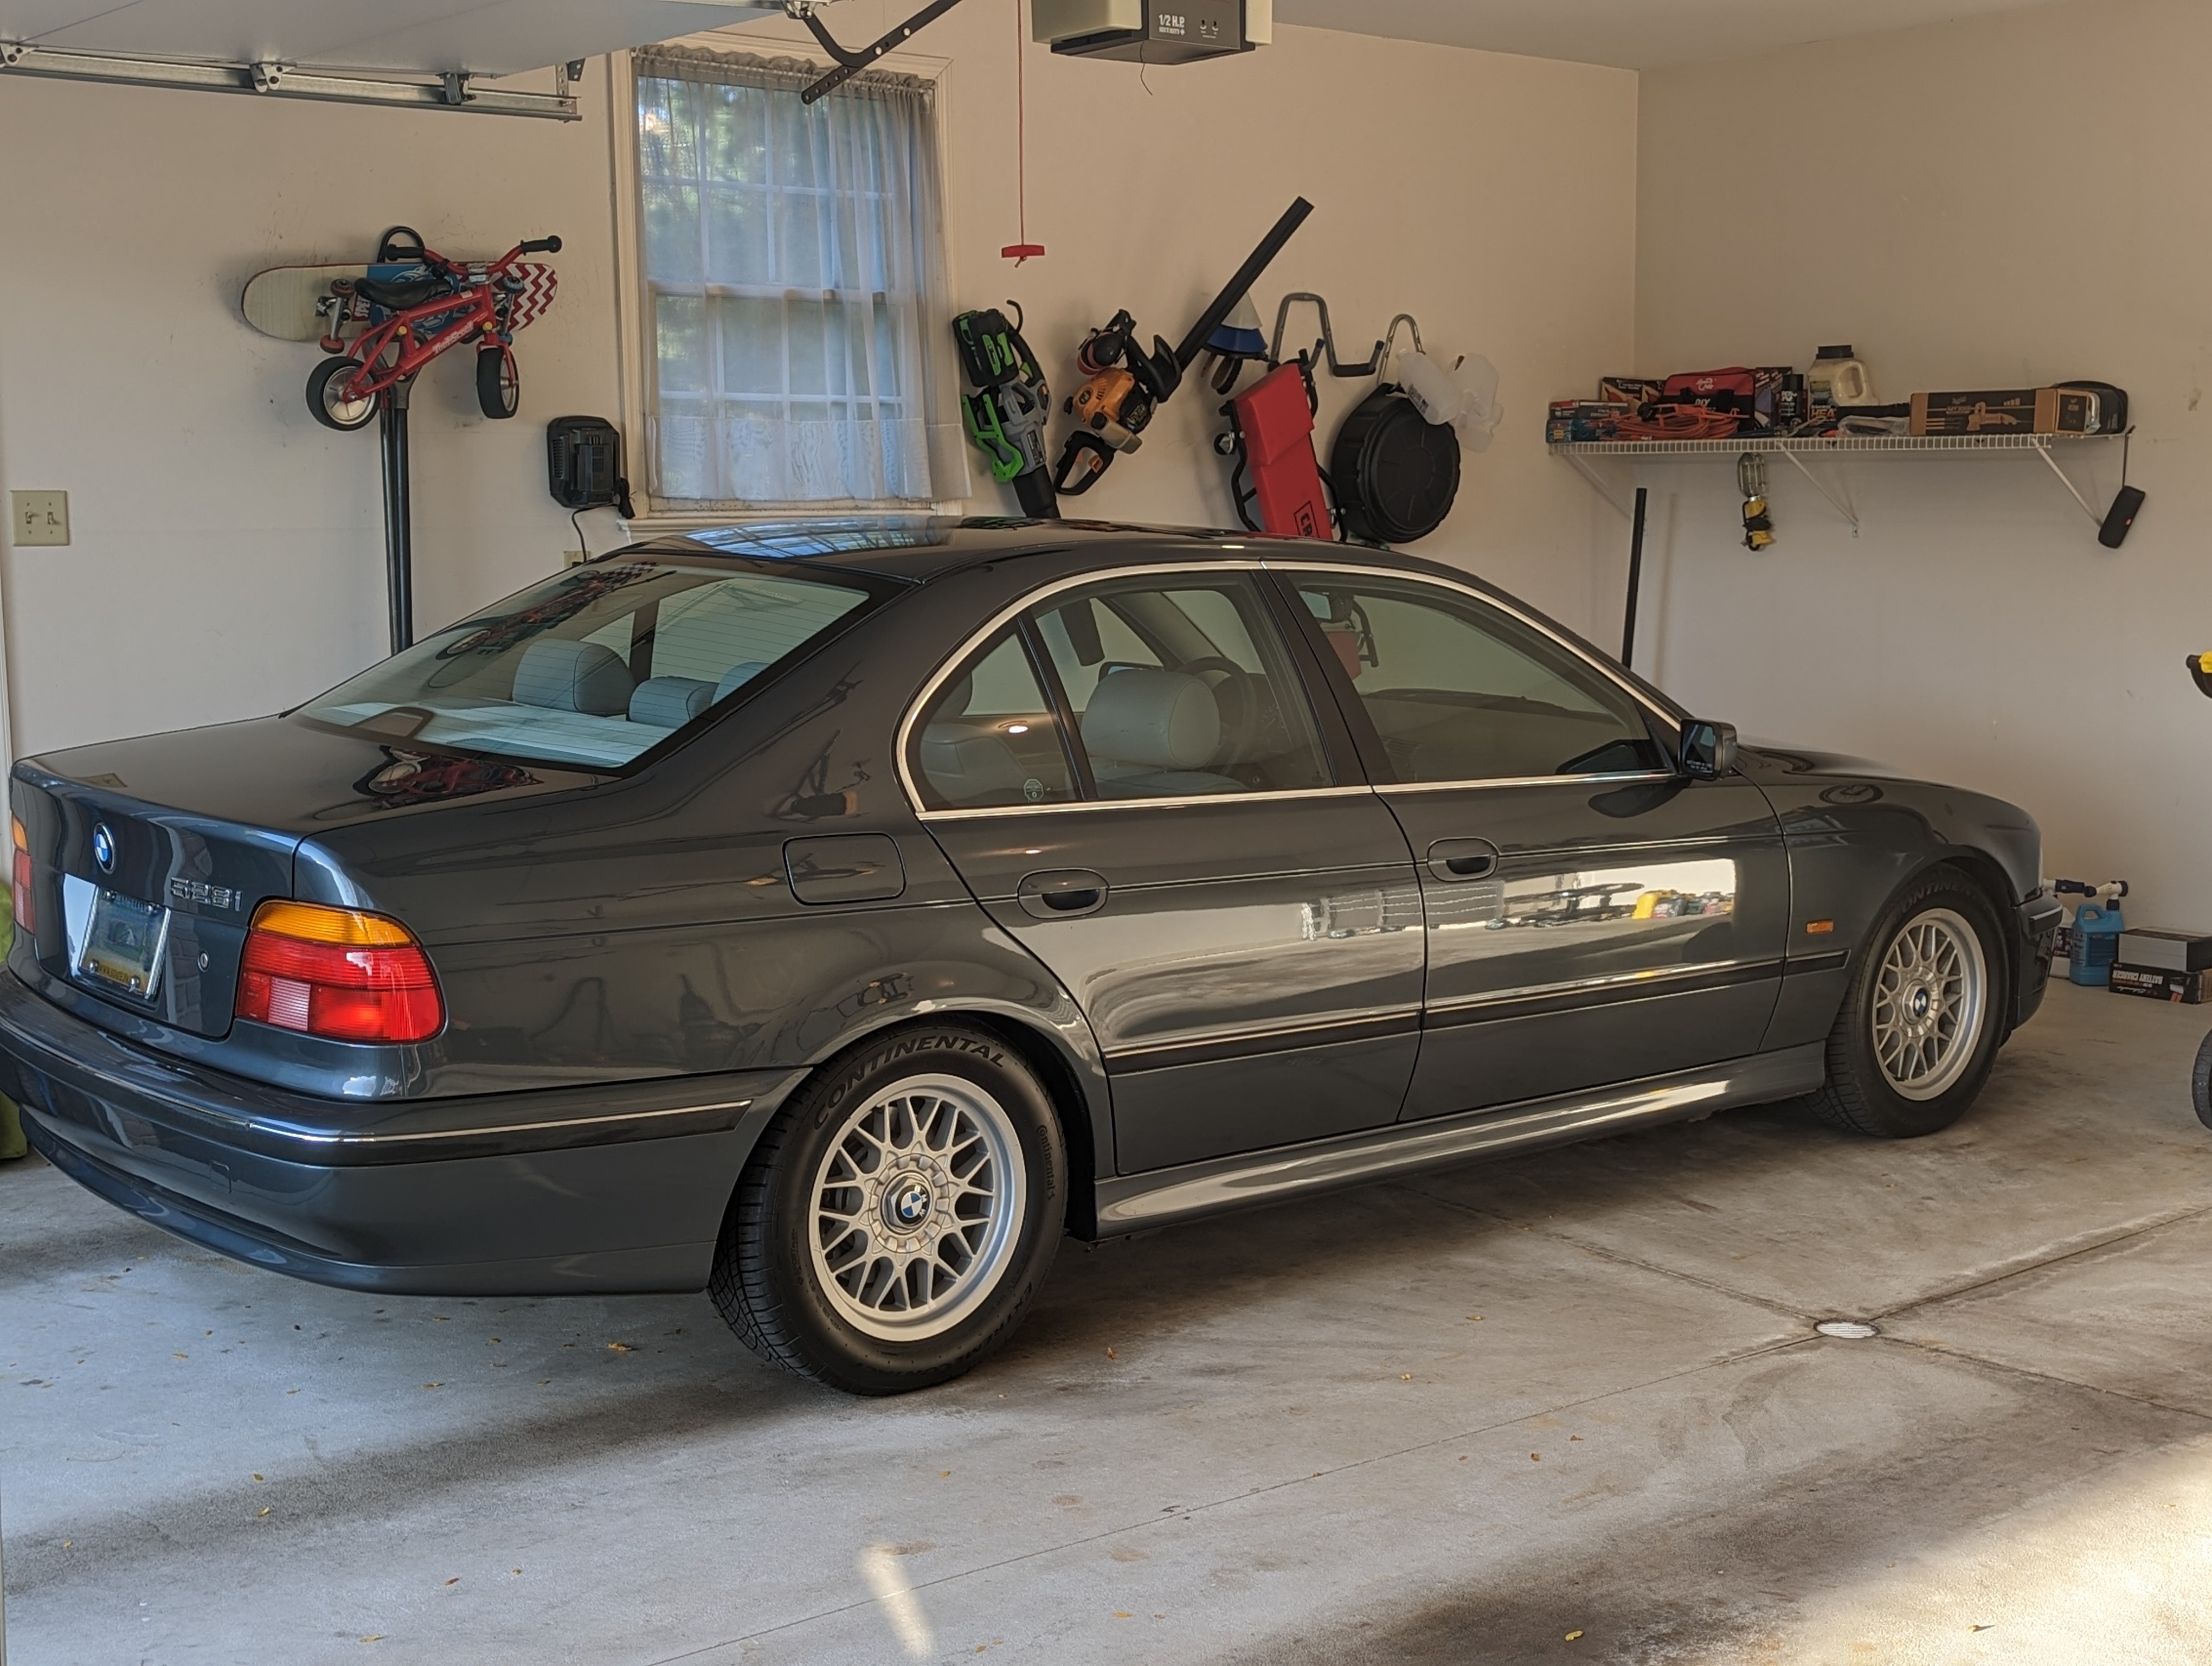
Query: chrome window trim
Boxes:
[
  {"xmin": 893, "ymin": 555, "xmax": 1686, "ymax": 818},
  {"xmin": 1377, "ymin": 770, "xmax": 1676, "ymax": 796},
  {"xmin": 915, "ymin": 784, "xmax": 1377, "ymax": 823}
]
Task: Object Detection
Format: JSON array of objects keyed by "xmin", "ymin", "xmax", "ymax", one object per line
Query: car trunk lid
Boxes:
[
  {"xmin": 9, "ymin": 715, "xmax": 594, "ymax": 1041},
  {"xmin": 14, "ymin": 767, "xmax": 299, "ymax": 1039}
]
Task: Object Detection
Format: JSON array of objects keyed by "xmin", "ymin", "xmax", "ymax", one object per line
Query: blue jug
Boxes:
[{"xmin": 2072, "ymin": 902, "xmax": 2125, "ymax": 986}]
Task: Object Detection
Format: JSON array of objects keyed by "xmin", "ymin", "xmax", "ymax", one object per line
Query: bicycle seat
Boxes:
[{"xmin": 353, "ymin": 277, "xmax": 454, "ymax": 311}]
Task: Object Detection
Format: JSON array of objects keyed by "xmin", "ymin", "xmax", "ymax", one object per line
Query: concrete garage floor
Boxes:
[{"xmin": 7, "ymin": 980, "xmax": 2212, "ymax": 1664}]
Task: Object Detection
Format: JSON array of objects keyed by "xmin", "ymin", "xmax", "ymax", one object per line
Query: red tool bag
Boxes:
[
  {"xmin": 1615, "ymin": 366, "xmax": 1757, "ymax": 439},
  {"xmin": 1661, "ymin": 367, "xmax": 1757, "ymax": 408},
  {"xmin": 1222, "ymin": 360, "xmax": 1332, "ymax": 539}
]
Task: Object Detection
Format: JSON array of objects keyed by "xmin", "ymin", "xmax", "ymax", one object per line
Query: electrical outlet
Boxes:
[
  {"xmin": 562, "ymin": 548, "xmax": 588, "ymax": 568},
  {"xmin": 10, "ymin": 490, "xmax": 69, "ymax": 547}
]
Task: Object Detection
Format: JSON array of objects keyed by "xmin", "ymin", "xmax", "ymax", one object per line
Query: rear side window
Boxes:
[
  {"xmin": 1031, "ymin": 574, "xmax": 1332, "ymax": 800},
  {"xmin": 908, "ymin": 571, "xmax": 1335, "ymax": 811},
  {"xmin": 295, "ymin": 560, "xmax": 876, "ymax": 771},
  {"xmin": 909, "ymin": 630, "xmax": 1078, "ymax": 810}
]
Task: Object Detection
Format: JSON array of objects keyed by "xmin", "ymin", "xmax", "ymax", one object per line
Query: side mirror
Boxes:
[{"xmin": 1680, "ymin": 719, "xmax": 1738, "ymax": 781}]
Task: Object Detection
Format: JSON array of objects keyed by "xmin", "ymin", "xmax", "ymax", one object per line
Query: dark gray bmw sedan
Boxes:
[{"xmin": 0, "ymin": 519, "xmax": 2060, "ymax": 1392}]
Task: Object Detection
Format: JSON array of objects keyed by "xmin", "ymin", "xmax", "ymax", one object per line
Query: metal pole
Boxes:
[
  {"xmin": 1621, "ymin": 485, "xmax": 1649, "ymax": 668},
  {"xmin": 379, "ymin": 377, "xmax": 415, "ymax": 654}
]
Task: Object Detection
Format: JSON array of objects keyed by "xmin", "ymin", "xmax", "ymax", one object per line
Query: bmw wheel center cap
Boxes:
[{"xmin": 92, "ymin": 824, "xmax": 115, "ymax": 873}]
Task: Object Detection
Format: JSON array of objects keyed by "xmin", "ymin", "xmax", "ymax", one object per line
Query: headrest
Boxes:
[
  {"xmin": 1080, "ymin": 668, "xmax": 1219, "ymax": 772},
  {"xmin": 716, "ymin": 662, "xmax": 770, "ymax": 702},
  {"xmin": 629, "ymin": 675, "xmax": 714, "ymax": 728},
  {"xmin": 512, "ymin": 638, "xmax": 635, "ymax": 716}
]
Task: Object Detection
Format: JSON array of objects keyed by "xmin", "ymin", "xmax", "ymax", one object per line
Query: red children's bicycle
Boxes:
[{"xmin": 306, "ymin": 231, "xmax": 563, "ymax": 432}]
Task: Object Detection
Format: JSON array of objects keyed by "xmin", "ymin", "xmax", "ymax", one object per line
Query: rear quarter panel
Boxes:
[{"xmin": 291, "ymin": 568, "xmax": 1118, "ymax": 1177}]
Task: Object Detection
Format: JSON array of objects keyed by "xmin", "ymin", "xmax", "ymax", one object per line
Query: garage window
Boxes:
[{"xmin": 632, "ymin": 46, "xmax": 962, "ymax": 510}]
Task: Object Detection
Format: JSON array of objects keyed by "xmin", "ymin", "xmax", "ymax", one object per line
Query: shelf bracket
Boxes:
[
  {"xmin": 2033, "ymin": 436, "xmax": 2107, "ymax": 526},
  {"xmin": 1772, "ymin": 444, "xmax": 1860, "ymax": 536},
  {"xmin": 1562, "ymin": 448, "xmax": 1636, "ymax": 520}
]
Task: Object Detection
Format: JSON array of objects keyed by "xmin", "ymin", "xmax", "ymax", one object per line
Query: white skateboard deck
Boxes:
[{"xmin": 242, "ymin": 261, "xmax": 557, "ymax": 342}]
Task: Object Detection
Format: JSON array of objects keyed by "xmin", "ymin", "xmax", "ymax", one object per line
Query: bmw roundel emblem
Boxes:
[{"xmin": 91, "ymin": 824, "xmax": 115, "ymax": 873}]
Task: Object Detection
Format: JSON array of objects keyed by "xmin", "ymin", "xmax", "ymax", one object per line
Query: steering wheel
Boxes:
[{"xmin": 1180, "ymin": 656, "xmax": 1261, "ymax": 767}]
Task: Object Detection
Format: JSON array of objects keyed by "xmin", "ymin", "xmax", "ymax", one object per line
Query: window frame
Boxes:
[
  {"xmin": 1272, "ymin": 567, "xmax": 1684, "ymax": 792},
  {"xmin": 897, "ymin": 559, "xmax": 1690, "ymax": 818},
  {"xmin": 609, "ymin": 36, "xmax": 962, "ymax": 526},
  {"xmin": 902, "ymin": 562, "xmax": 1369, "ymax": 818}
]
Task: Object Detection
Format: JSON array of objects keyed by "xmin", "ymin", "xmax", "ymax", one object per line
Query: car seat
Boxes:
[{"xmin": 1081, "ymin": 668, "xmax": 1242, "ymax": 798}]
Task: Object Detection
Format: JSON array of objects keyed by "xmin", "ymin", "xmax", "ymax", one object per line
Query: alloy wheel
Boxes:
[
  {"xmin": 807, "ymin": 1073, "xmax": 1026, "ymax": 1341},
  {"xmin": 1871, "ymin": 907, "xmax": 1987, "ymax": 1101}
]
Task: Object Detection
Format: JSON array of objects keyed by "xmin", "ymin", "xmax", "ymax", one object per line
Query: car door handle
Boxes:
[
  {"xmin": 1017, "ymin": 869, "xmax": 1110, "ymax": 920},
  {"xmin": 1426, "ymin": 838, "xmax": 1501, "ymax": 883}
]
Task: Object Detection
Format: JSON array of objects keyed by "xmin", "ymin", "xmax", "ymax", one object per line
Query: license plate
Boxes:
[{"xmin": 77, "ymin": 888, "xmax": 171, "ymax": 999}]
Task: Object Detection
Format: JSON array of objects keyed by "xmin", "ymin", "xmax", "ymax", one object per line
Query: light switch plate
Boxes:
[{"xmin": 10, "ymin": 490, "xmax": 69, "ymax": 547}]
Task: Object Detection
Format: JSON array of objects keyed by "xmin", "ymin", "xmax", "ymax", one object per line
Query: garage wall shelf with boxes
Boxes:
[{"xmin": 1547, "ymin": 357, "xmax": 2143, "ymax": 548}]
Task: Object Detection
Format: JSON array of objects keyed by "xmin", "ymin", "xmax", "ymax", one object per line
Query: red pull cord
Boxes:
[{"xmin": 1002, "ymin": 0, "xmax": 1044, "ymax": 262}]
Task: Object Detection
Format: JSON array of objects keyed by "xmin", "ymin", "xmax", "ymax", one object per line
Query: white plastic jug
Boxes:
[{"xmin": 1810, "ymin": 344, "xmax": 1874, "ymax": 409}]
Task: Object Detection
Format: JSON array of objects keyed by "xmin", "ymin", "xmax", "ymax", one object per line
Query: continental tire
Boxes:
[
  {"xmin": 710, "ymin": 1024, "xmax": 1066, "ymax": 1394},
  {"xmin": 1809, "ymin": 867, "xmax": 2008, "ymax": 1139}
]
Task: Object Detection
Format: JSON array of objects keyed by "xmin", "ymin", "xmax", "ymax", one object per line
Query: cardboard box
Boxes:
[
  {"xmin": 2117, "ymin": 928, "xmax": 2212, "ymax": 975},
  {"xmin": 1911, "ymin": 388, "xmax": 2097, "ymax": 437},
  {"xmin": 2109, "ymin": 965, "xmax": 2212, "ymax": 1004},
  {"xmin": 1548, "ymin": 401, "xmax": 1621, "ymax": 444},
  {"xmin": 1598, "ymin": 376, "xmax": 1664, "ymax": 407}
]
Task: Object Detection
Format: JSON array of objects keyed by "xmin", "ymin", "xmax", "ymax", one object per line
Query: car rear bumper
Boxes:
[{"xmin": 0, "ymin": 971, "xmax": 801, "ymax": 1295}]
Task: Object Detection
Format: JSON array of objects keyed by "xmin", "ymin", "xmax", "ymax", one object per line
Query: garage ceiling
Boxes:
[
  {"xmin": 0, "ymin": 0, "xmax": 768, "ymax": 79},
  {"xmin": 1, "ymin": 0, "xmax": 2086, "ymax": 81},
  {"xmin": 1280, "ymin": 0, "xmax": 2078, "ymax": 70}
]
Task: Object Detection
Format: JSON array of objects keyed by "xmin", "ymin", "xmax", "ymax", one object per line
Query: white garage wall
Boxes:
[
  {"xmin": 0, "ymin": 14, "xmax": 1637, "ymax": 761},
  {"xmin": 1634, "ymin": 0, "xmax": 2206, "ymax": 919},
  {"xmin": 0, "ymin": 71, "xmax": 626, "ymax": 758}
]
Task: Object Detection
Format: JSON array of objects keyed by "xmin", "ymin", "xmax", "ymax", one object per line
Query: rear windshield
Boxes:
[{"xmin": 293, "ymin": 559, "xmax": 876, "ymax": 770}]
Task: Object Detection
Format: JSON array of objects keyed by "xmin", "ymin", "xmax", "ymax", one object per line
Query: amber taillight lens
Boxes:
[
  {"xmin": 234, "ymin": 901, "xmax": 442, "ymax": 1044},
  {"xmin": 10, "ymin": 816, "xmax": 32, "ymax": 939}
]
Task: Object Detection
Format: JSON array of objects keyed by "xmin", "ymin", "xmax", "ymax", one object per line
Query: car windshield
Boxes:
[{"xmin": 293, "ymin": 559, "xmax": 876, "ymax": 770}]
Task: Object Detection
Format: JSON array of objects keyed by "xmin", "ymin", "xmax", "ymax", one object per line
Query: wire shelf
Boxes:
[{"xmin": 1548, "ymin": 431, "xmax": 2126, "ymax": 458}]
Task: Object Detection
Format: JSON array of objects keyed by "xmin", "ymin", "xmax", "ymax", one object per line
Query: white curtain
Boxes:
[{"xmin": 633, "ymin": 48, "xmax": 968, "ymax": 508}]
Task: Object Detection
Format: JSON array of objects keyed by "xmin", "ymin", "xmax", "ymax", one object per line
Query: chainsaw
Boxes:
[
  {"xmin": 953, "ymin": 305, "xmax": 1058, "ymax": 517},
  {"xmin": 1053, "ymin": 311, "xmax": 1182, "ymax": 496}
]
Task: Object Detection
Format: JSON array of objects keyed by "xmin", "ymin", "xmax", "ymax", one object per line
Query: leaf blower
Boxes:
[
  {"xmin": 954, "ymin": 304, "xmax": 1058, "ymax": 517},
  {"xmin": 1052, "ymin": 196, "xmax": 1315, "ymax": 497}
]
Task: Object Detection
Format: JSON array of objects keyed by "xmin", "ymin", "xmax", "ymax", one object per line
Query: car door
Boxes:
[
  {"xmin": 1275, "ymin": 568, "xmax": 1789, "ymax": 1122},
  {"xmin": 906, "ymin": 563, "xmax": 1425, "ymax": 1175}
]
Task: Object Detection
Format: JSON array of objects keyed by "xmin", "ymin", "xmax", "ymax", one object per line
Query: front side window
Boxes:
[
  {"xmin": 1294, "ymin": 575, "xmax": 1667, "ymax": 784},
  {"xmin": 908, "ymin": 572, "xmax": 1335, "ymax": 811},
  {"xmin": 633, "ymin": 48, "xmax": 959, "ymax": 509},
  {"xmin": 297, "ymin": 560, "xmax": 876, "ymax": 771}
]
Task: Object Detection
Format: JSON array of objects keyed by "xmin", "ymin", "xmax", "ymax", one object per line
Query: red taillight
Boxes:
[
  {"xmin": 10, "ymin": 816, "xmax": 33, "ymax": 939},
  {"xmin": 235, "ymin": 901, "xmax": 442, "ymax": 1044}
]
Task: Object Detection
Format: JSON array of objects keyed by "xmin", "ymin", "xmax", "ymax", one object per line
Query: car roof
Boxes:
[
  {"xmin": 625, "ymin": 515, "xmax": 1441, "ymax": 584},
  {"xmin": 590, "ymin": 517, "xmax": 1685, "ymax": 723}
]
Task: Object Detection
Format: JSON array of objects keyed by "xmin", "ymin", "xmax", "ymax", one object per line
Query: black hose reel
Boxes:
[{"xmin": 1330, "ymin": 385, "xmax": 1462, "ymax": 545}]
